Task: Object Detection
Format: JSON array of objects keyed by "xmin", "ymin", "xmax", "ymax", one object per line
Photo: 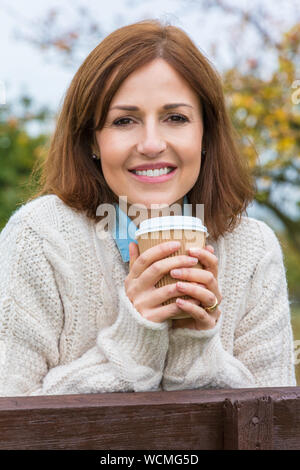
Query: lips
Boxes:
[
  {"xmin": 128, "ymin": 162, "xmax": 177, "ymax": 171},
  {"xmin": 128, "ymin": 166, "xmax": 178, "ymax": 183}
]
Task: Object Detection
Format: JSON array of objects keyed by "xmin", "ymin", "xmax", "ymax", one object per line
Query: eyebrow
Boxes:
[{"xmin": 109, "ymin": 103, "xmax": 193, "ymax": 111}]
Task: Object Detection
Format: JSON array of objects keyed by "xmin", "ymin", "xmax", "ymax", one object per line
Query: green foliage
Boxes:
[
  {"xmin": 291, "ymin": 305, "xmax": 300, "ymax": 385},
  {"xmin": 223, "ymin": 22, "xmax": 300, "ymax": 253},
  {"xmin": 0, "ymin": 96, "xmax": 51, "ymax": 229},
  {"xmin": 280, "ymin": 235, "xmax": 300, "ymax": 302}
]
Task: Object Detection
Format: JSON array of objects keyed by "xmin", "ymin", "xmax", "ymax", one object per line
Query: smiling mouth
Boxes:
[
  {"xmin": 129, "ymin": 167, "xmax": 175, "ymax": 176},
  {"xmin": 128, "ymin": 166, "xmax": 177, "ymax": 183}
]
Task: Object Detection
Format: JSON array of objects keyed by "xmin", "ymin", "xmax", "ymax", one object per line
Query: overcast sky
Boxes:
[
  {"xmin": 0, "ymin": 0, "xmax": 213, "ymax": 111},
  {"xmin": 1, "ymin": 0, "xmax": 298, "ymax": 111}
]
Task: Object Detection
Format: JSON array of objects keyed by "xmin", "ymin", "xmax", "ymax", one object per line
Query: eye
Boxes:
[
  {"xmin": 113, "ymin": 117, "xmax": 134, "ymax": 126},
  {"xmin": 166, "ymin": 114, "xmax": 189, "ymax": 123},
  {"xmin": 112, "ymin": 114, "xmax": 189, "ymax": 127}
]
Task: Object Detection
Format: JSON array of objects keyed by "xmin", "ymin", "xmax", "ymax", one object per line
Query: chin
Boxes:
[{"xmin": 143, "ymin": 201, "xmax": 174, "ymax": 210}]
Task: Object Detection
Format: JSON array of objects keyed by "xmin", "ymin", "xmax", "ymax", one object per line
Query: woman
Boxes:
[{"xmin": 0, "ymin": 19, "xmax": 296, "ymax": 396}]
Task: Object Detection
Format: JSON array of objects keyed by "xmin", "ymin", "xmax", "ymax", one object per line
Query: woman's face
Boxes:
[{"xmin": 95, "ymin": 58, "xmax": 203, "ymax": 215}]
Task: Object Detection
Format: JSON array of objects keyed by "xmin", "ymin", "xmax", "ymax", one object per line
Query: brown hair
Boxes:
[{"xmin": 28, "ymin": 18, "xmax": 255, "ymax": 240}]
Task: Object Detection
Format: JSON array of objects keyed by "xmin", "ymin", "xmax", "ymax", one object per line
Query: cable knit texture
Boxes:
[{"xmin": 0, "ymin": 195, "xmax": 296, "ymax": 396}]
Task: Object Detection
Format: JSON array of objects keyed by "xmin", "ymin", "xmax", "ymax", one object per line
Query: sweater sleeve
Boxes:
[
  {"xmin": 0, "ymin": 216, "xmax": 169, "ymax": 396},
  {"xmin": 0, "ymin": 216, "xmax": 64, "ymax": 396},
  {"xmin": 162, "ymin": 223, "xmax": 296, "ymax": 390},
  {"xmin": 34, "ymin": 286, "xmax": 169, "ymax": 395}
]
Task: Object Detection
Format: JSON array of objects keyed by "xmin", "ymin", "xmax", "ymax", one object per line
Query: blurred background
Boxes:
[{"xmin": 0, "ymin": 0, "xmax": 300, "ymax": 383}]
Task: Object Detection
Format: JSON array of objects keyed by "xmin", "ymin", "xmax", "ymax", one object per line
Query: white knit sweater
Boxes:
[{"xmin": 0, "ymin": 195, "xmax": 296, "ymax": 396}]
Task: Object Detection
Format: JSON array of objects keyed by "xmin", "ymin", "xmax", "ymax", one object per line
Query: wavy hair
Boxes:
[{"xmin": 28, "ymin": 18, "xmax": 255, "ymax": 240}]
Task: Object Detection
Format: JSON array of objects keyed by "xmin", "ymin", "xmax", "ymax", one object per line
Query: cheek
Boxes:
[
  {"xmin": 96, "ymin": 134, "xmax": 127, "ymax": 169},
  {"xmin": 185, "ymin": 134, "xmax": 203, "ymax": 168},
  {"xmin": 180, "ymin": 153, "xmax": 201, "ymax": 187},
  {"xmin": 182, "ymin": 153, "xmax": 201, "ymax": 172},
  {"xmin": 97, "ymin": 127, "xmax": 132, "ymax": 146},
  {"xmin": 178, "ymin": 130, "xmax": 202, "ymax": 159}
]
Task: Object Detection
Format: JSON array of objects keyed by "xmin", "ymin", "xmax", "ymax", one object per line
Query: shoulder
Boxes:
[
  {"xmin": 222, "ymin": 215, "xmax": 283, "ymax": 258},
  {"xmin": 0, "ymin": 195, "xmax": 96, "ymax": 279},
  {"xmin": 215, "ymin": 215, "xmax": 285, "ymax": 286},
  {"xmin": 3, "ymin": 194, "xmax": 76, "ymax": 226},
  {"xmin": 1, "ymin": 195, "xmax": 91, "ymax": 240}
]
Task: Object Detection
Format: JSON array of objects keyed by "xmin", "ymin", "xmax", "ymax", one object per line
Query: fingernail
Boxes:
[
  {"xmin": 189, "ymin": 257, "xmax": 199, "ymax": 264},
  {"xmin": 177, "ymin": 281, "xmax": 185, "ymax": 289},
  {"xmin": 189, "ymin": 247, "xmax": 201, "ymax": 254},
  {"xmin": 170, "ymin": 269, "xmax": 181, "ymax": 276},
  {"xmin": 169, "ymin": 241, "xmax": 181, "ymax": 249}
]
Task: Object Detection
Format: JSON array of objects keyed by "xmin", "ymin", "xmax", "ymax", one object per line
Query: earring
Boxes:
[
  {"xmin": 92, "ymin": 153, "xmax": 101, "ymax": 160},
  {"xmin": 201, "ymin": 149, "xmax": 206, "ymax": 156}
]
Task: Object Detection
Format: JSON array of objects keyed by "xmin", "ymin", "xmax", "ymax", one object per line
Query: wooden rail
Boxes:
[{"xmin": 0, "ymin": 387, "xmax": 299, "ymax": 450}]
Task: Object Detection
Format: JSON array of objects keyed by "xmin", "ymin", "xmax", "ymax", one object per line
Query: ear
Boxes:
[{"xmin": 92, "ymin": 134, "xmax": 100, "ymax": 157}]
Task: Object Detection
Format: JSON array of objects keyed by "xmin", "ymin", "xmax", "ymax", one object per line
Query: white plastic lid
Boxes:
[{"xmin": 134, "ymin": 216, "xmax": 208, "ymax": 239}]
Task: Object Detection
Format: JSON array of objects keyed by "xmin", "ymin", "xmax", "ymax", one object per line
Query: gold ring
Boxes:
[{"xmin": 204, "ymin": 298, "xmax": 219, "ymax": 313}]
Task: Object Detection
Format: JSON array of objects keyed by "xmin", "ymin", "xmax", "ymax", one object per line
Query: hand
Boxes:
[
  {"xmin": 125, "ymin": 241, "xmax": 202, "ymax": 323},
  {"xmin": 170, "ymin": 245, "xmax": 222, "ymax": 330}
]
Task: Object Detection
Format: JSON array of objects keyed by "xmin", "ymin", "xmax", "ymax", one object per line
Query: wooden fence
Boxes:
[{"xmin": 0, "ymin": 387, "xmax": 299, "ymax": 450}]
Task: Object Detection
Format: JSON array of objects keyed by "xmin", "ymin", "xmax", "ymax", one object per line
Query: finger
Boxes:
[
  {"xmin": 205, "ymin": 245, "xmax": 215, "ymax": 253},
  {"xmin": 129, "ymin": 241, "xmax": 181, "ymax": 278},
  {"xmin": 169, "ymin": 268, "xmax": 221, "ymax": 302},
  {"xmin": 175, "ymin": 298, "xmax": 220, "ymax": 328},
  {"xmin": 175, "ymin": 281, "xmax": 219, "ymax": 308},
  {"xmin": 129, "ymin": 242, "xmax": 140, "ymax": 271},
  {"xmin": 142, "ymin": 299, "xmax": 189, "ymax": 323},
  {"xmin": 188, "ymin": 247, "xmax": 218, "ymax": 277},
  {"xmin": 138, "ymin": 282, "xmax": 201, "ymax": 310},
  {"xmin": 133, "ymin": 290, "xmax": 201, "ymax": 323},
  {"xmin": 139, "ymin": 254, "xmax": 200, "ymax": 290},
  {"xmin": 212, "ymin": 307, "xmax": 222, "ymax": 322}
]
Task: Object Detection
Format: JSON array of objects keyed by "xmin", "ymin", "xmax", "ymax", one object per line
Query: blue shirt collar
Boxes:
[{"xmin": 113, "ymin": 195, "xmax": 192, "ymax": 263}]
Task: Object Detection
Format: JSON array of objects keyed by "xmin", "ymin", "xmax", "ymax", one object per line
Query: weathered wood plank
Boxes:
[
  {"xmin": 0, "ymin": 390, "xmax": 224, "ymax": 450},
  {"xmin": 0, "ymin": 387, "xmax": 299, "ymax": 450},
  {"xmin": 223, "ymin": 396, "xmax": 274, "ymax": 449},
  {"xmin": 273, "ymin": 393, "xmax": 300, "ymax": 450},
  {"xmin": 0, "ymin": 403, "xmax": 223, "ymax": 450}
]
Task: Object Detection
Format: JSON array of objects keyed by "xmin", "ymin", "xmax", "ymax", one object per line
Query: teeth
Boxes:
[{"xmin": 132, "ymin": 167, "xmax": 174, "ymax": 176}]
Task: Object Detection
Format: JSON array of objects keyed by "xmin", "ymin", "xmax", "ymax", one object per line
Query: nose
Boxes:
[{"xmin": 136, "ymin": 120, "xmax": 167, "ymax": 157}]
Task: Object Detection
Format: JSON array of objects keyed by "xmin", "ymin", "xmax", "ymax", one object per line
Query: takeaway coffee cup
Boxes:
[{"xmin": 134, "ymin": 216, "xmax": 208, "ymax": 320}]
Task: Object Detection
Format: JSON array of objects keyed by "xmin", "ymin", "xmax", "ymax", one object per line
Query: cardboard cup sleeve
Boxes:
[{"xmin": 136, "ymin": 225, "xmax": 207, "ymax": 320}]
